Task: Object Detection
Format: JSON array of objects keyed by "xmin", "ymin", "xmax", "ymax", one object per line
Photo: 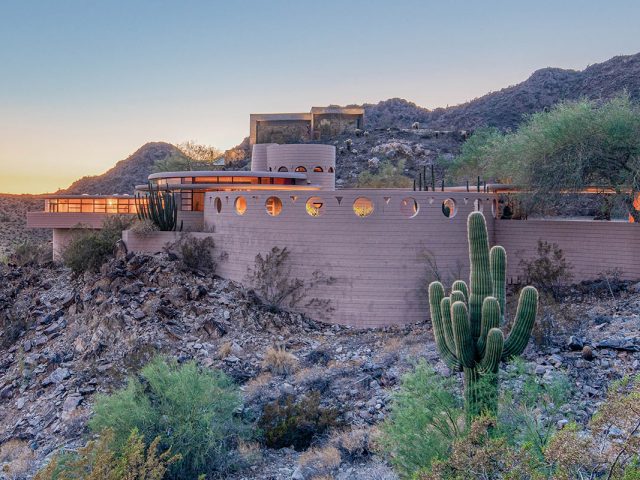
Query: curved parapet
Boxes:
[
  {"xmin": 266, "ymin": 144, "xmax": 335, "ymax": 190},
  {"xmin": 250, "ymin": 143, "xmax": 276, "ymax": 172}
]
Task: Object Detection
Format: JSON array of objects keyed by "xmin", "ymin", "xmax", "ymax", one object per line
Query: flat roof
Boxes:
[{"xmin": 147, "ymin": 170, "xmax": 307, "ymax": 180}]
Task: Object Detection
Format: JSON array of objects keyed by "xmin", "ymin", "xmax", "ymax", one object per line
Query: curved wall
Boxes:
[
  {"xmin": 250, "ymin": 143, "xmax": 276, "ymax": 172},
  {"xmin": 203, "ymin": 190, "xmax": 493, "ymax": 327},
  {"xmin": 266, "ymin": 144, "xmax": 335, "ymax": 190}
]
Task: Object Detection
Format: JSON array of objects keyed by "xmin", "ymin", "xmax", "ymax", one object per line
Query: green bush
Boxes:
[
  {"xmin": 34, "ymin": 428, "xmax": 179, "ymax": 480},
  {"xmin": 8, "ymin": 240, "xmax": 51, "ymax": 266},
  {"xmin": 357, "ymin": 159, "xmax": 413, "ymax": 188},
  {"xmin": 89, "ymin": 357, "xmax": 249, "ymax": 479},
  {"xmin": 62, "ymin": 215, "xmax": 131, "ymax": 273},
  {"xmin": 258, "ymin": 391, "xmax": 340, "ymax": 450},
  {"xmin": 170, "ymin": 234, "xmax": 216, "ymax": 273},
  {"xmin": 378, "ymin": 361, "xmax": 464, "ymax": 477}
]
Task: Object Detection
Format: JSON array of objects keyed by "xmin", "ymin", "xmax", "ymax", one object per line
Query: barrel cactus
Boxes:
[
  {"xmin": 135, "ymin": 182, "xmax": 183, "ymax": 232},
  {"xmin": 428, "ymin": 211, "xmax": 538, "ymax": 422}
]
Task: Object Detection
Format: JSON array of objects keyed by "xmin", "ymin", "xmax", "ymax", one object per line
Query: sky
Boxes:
[{"xmin": 1, "ymin": 0, "xmax": 639, "ymax": 194}]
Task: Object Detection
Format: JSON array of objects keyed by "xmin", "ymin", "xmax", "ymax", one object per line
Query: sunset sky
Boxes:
[{"xmin": 1, "ymin": 0, "xmax": 639, "ymax": 194}]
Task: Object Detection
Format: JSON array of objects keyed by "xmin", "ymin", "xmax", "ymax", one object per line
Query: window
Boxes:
[
  {"xmin": 400, "ymin": 197, "xmax": 419, "ymax": 218},
  {"xmin": 265, "ymin": 196, "xmax": 282, "ymax": 216},
  {"xmin": 193, "ymin": 192, "xmax": 205, "ymax": 212},
  {"xmin": 214, "ymin": 197, "xmax": 222, "ymax": 213},
  {"xmin": 328, "ymin": 167, "xmax": 334, "ymax": 173},
  {"xmin": 295, "ymin": 166, "xmax": 307, "ymax": 172},
  {"xmin": 278, "ymin": 166, "xmax": 288, "ymax": 172},
  {"xmin": 353, "ymin": 197, "xmax": 374, "ymax": 217},
  {"xmin": 442, "ymin": 198, "xmax": 457, "ymax": 218},
  {"xmin": 313, "ymin": 166, "xmax": 323, "ymax": 172},
  {"xmin": 306, "ymin": 196, "xmax": 325, "ymax": 217},
  {"xmin": 492, "ymin": 199, "xmax": 498, "ymax": 218},
  {"xmin": 235, "ymin": 196, "xmax": 247, "ymax": 215},
  {"xmin": 473, "ymin": 198, "xmax": 483, "ymax": 212}
]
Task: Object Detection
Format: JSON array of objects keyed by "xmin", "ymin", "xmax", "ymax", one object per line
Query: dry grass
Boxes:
[
  {"xmin": 237, "ymin": 440, "xmax": 262, "ymax": 465},
  {"xmin": 217, "ymin": 341, "xmax": 232, "ymax": 358},
  {"xmin": 0, "ymin": 439, "xmax": 35, "ymax": 479},
  {"xmin": 298, "ymin": 446, "xmax": 341, "ymax": 478},
  {"xmin": 329, "ymin": 427, "xmax": 372, "ymax": 460},
  {"xmin": 263, "ymin": 346, "xmax": 298, "ymax": 375},
  {"xmin": 243, "ymin": 372, "xmax": 273, "ymax": 399}
]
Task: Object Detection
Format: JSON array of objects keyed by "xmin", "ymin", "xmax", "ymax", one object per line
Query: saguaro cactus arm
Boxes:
[
  {"xmin": 428, "ymin": 282, "xmax": 461, "ymax": 370},
  {"xmin": 467, "ymin": 212, "xmax": 493, "ymax": 338},
  {"xmin": 451, "ymin": 301, "xmax": 476, "ymax": 369},
  {"xmin": 439, "ymin": 297, "xmax": 456, "ymax": 353},
  {"xmin": 477, "ymin": 296, "xmax": 500, "ymax": 355},
  {"xmin": 502, "ymin": 286, "xmax": 538, "ymax": 360},
  {"xmin": 478, "ymin": 328, "xmax": 504, "ymax": 374}
]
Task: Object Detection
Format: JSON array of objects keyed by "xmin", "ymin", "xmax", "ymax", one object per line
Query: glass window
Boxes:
[
  {"xmin": 306, "ymin": 196, "xmax": 325, "ymax": 217},
  {"xmin": 353, "ymin": 197, "xmax": 374, "ymax": 217},
  {"xmin": 313, "ymin": 166, "xmax": 323, "ymax": 172},
  {"xmin": 265, "ymin": 196, "xmax": 282, "ymax": 216},
  {"xmin": 235, "ymin": 196, "xmax": 247, "ymax": 215}
]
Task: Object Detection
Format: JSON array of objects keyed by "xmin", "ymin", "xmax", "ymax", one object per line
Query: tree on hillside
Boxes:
[
  {"xmin": 452, "ymin": 94, "xmax": 640, "ymax": 221},
  {"xmin": 153, "ymin": 141, "xmax": 223, "ymax": 172}
]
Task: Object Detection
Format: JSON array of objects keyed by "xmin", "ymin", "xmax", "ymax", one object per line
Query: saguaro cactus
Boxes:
[
  {"xmin": 135, "ymin": 182, "xmax": 183, "ymax": 232},
  {"xmin": 428, "ymin": 211, "xmax": 538, "ymax": 422}
]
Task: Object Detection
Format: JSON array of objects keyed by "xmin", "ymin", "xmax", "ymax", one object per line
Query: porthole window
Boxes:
[
  {"xmin": 265, "ymin": 196, "xmax": 282, "ymax": 216},
  {"xmin": 235, "ymin": 196, "xmax": 247, "ymax": 215},
  {"xmin": 328, "ymin": 167, "xmax": 334, "ymax": 173},
  {"xmin": 442, "ymin": 198, "xmax": 457, "ymax": 218},
  {"xmin": 306, "ymin": 196, "xmax": 325, "ymax": 217},
  {"xmin": 400, "ymin": 197, "xmax": 419, "ymax": 218},
  {"xmin": 295, "ymin": 166, "xmax": 307, "ymax": 173},
  {"xmin": 214, "ymin": 197, "xmax": 222, "ymax": 214},
  {"xmin": 473, "ymin": 198, "xmax": 483, "ymax": 212},
  {"xmin": 313, "ymin": 166, "xmax": 323, "ymax": 172},
  {"xmin": 278, "ymin": 166, "xmax": 288, "ymax": 172},
  {"xmin": 353, "ymin": 197, "xmax": 374, "ymax": 217}
]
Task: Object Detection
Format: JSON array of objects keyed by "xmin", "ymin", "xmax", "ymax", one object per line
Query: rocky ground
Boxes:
[
  {"xmin": 0, "ymin": 195, "xmax": 50, "ymax": 259},
  {"xmin": 0, "ymin": 251, "xmax": 638, "ymax": 479}
]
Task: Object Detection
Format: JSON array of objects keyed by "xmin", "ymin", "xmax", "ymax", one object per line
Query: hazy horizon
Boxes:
[{"xmin": 1, "ymin": 0, "xmax": 640, "ymax": 194}]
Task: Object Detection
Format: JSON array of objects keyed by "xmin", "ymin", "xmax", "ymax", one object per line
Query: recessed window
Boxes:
[
  {"xmin": 492, "ymin": 199, "xmax": 498, "ymax": 218},
  {"xmin": 353, "ymin": 197, "xmax": 374, "ymax": 217},
  {"xmin": 265, "ymin": 196, "xmax": 282, "ymax": 216},
  {"xmin": 235, "ymin": 196, "xmax": 247, "ymax": 215},
  {"xmin": 473, "ymin": 198, "xmax": 483, "ymax": 212},
  {"xmin": 214, "ymin": 197, "xmax": 222, "ymax": 214},
  {"xmin": 295, "ymin": 166, "xmax": 307, "ymax": 172},
  {"xmin": 278, "ymin": 166, "xmax": 288, "ymax": 172},
  {"xmin": 400, "ymin": 197, "xmax": 419, "ymax": 218},
  {"xmin": 328, "ymin": 167, "xmax": 334, "ymax": 173},
  {"xmin": 306, "ymin": 196, "xmax": 325, "ymax": 217},
  {"xmin": 442, "ymin": 198, "xmax": 457, "ymax": 218},
  {"xmin": 313, "ymin": 166, "xmax": 323, "ymax": 172}
]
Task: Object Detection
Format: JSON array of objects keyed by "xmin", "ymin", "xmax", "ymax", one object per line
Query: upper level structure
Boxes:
[{"xmin": 249, "ymin": 106, "xmax": 364, "ymax": 145}]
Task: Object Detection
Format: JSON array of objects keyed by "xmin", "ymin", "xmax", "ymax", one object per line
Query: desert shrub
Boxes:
[
  {"xmin": 8, "ymin": 240, "xmax": 51, "ymax": 266},
  {"xmin": 62, "ymin": 215, "xmax": 132, "ymax": 274},
  {"xmin": 258, "ymin": 391, "xmax": 340, "ymax": 450},
  {"xmin": 263, "ymin": 345, "xmax": 298, "ymax": 375},
  {"xmin": 0, "ymin": 312, "xmax": 30, "ymax": 348},
  {"xmin": 329, "ymin": 427, "xmax": 373, "ymax": 461},
  {"xmin": 89, "ymin": 357, "xmax": 249, "ymax": 479},
  {"xmin": 34, "ymin": 428, "xmax": 179, "ymax": 480},
  {"xmin": 0, "ymin": 439, "xmax": 35, "ymax": 479},
  {"xmin": 378, "ymin": 361, "xmax": 464, "ymax": 477},
  {"xmin": 129, "ymin": 218, "xmax": 159, "ymax": 236},
  {"xmin": 357, "ymin": 159, "xmax": 413, "ymax": 188},
  {"xmin": 169, "ymin": 234, "xmax": 216, "ymax": 273},
  {"xmin": 296, "ymin": 446, "xmax": 341, "ymax": 479},
  {"xmin": 245, "ymin": 246, "xmax": 334, "ymax": 315},
  {"xmin": 520, "ymin": 240, "xmax": 573, "ymax": 295}
]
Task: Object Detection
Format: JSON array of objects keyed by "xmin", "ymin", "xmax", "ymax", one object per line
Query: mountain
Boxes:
[
  {"xmin": 60, "ymin": 142, "xmax": 187, "ymax": 195},
  {"xmin": 363, "ymin": 52, "xmax": 640, "ymax": 131}
]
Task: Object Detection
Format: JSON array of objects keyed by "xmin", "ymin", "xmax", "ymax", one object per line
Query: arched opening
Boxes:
[
  {"xmin": 442, "ymin": 198, "xmax": 457, "ymax": 218},
  {"xmin": 473, "ymin": 198, "xmax": 483, "ymax": 212},
  {"xmin": 313, "ymin": 166, "xmax": 323, "ymax": 172},
  {"xmin": 295, "ymin": 166, "xmax": 307, "ymax": 173},
  {"xmin": 328, "ymin": 167, "xmax": 334, "ymax": 173},
  {"xmin": 278, "ymin": 166, "xmax": 289, "ymax": 172},
  {"xmin": 265, "ymin": 196, "xmax": 282, "ymax": 216},
  {"xmin": 306, "ymin": 196, "xmax": 325, "ymax": 217},
  {"xmin": 235, "ymin": 196, "xmax": 247, "ymax": 215},
  {"xmin": 492, "ymin": 199, "xmax": 498, "ymax": 218},
  {"xmin": 214, "ymin": 197, "xmax": 222, "ymax": 214},
  {"xmin": 353, "ymin": 197, "xmax": 374, "ymax": 217},
  {"xmin": 400, "ymin": 197, "xmax": 419, "ymax": 218}
]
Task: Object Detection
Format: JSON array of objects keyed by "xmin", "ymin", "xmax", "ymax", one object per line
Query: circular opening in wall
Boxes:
[
  {"xmin": 306, "ymin": 196, "xmax": 325, "ymax": 217},
  {"xmin": 353, "ymin": 197, "xmax": 374, "ymax": 217},
  {"xmin": 400, "ymin": 197, "xmax": 419, "ymax": 218},
  {"xmin": 214, "ymin": 197, "xmax": 222, "ymax": 214},
  {"xmin": 235, "ymin": 196, "xmax": 247, "ymax": 215},
  {"xmin": 265, "ymin": 196, "xmax": 282, "ymax": 216},
  {"xmin": 328, "ymin": 167, "xmax": 334, "ymax": 173},
  {"xmin": 442, "ymin": 198, "xmax": 457, "ymax": 218},
  {"xmin": 473, "ymin": 198, "xmax": 483, "ymax": 212},
  {"xmin": 278, "ymin": 166, "xmax": 288, "ymax": 172},
  {"xmin": 313, "ymin": 166, "xmax": 323, "ymax": 172},
  {"xmin": 492, "ymin": 199, "xmax": 498, "ymax": 218},
  {"xmin": 295, "ymin": 166, "xmax": 307, "ymax": 172}
]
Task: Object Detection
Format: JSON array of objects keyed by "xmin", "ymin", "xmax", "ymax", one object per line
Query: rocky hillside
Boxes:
[
  {"xmin": 0, "ymin": 250, "xmax": 639, "ymax": 478},
  {"xmin": 0, "ymin": 195, "xmax": 51, "ymax": 258},
  {"xmin": 363, "ymin": 52, "xmax": 640, "ymax": 130},
  {"xmin": 60, "ymin": 142, "xmax": 188, "ymax": 195}
]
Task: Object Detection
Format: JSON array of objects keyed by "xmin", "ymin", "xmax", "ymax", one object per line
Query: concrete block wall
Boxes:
[{"xmin": 265, "ymin": 144, "xmax": 336, "ymax": 190}]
